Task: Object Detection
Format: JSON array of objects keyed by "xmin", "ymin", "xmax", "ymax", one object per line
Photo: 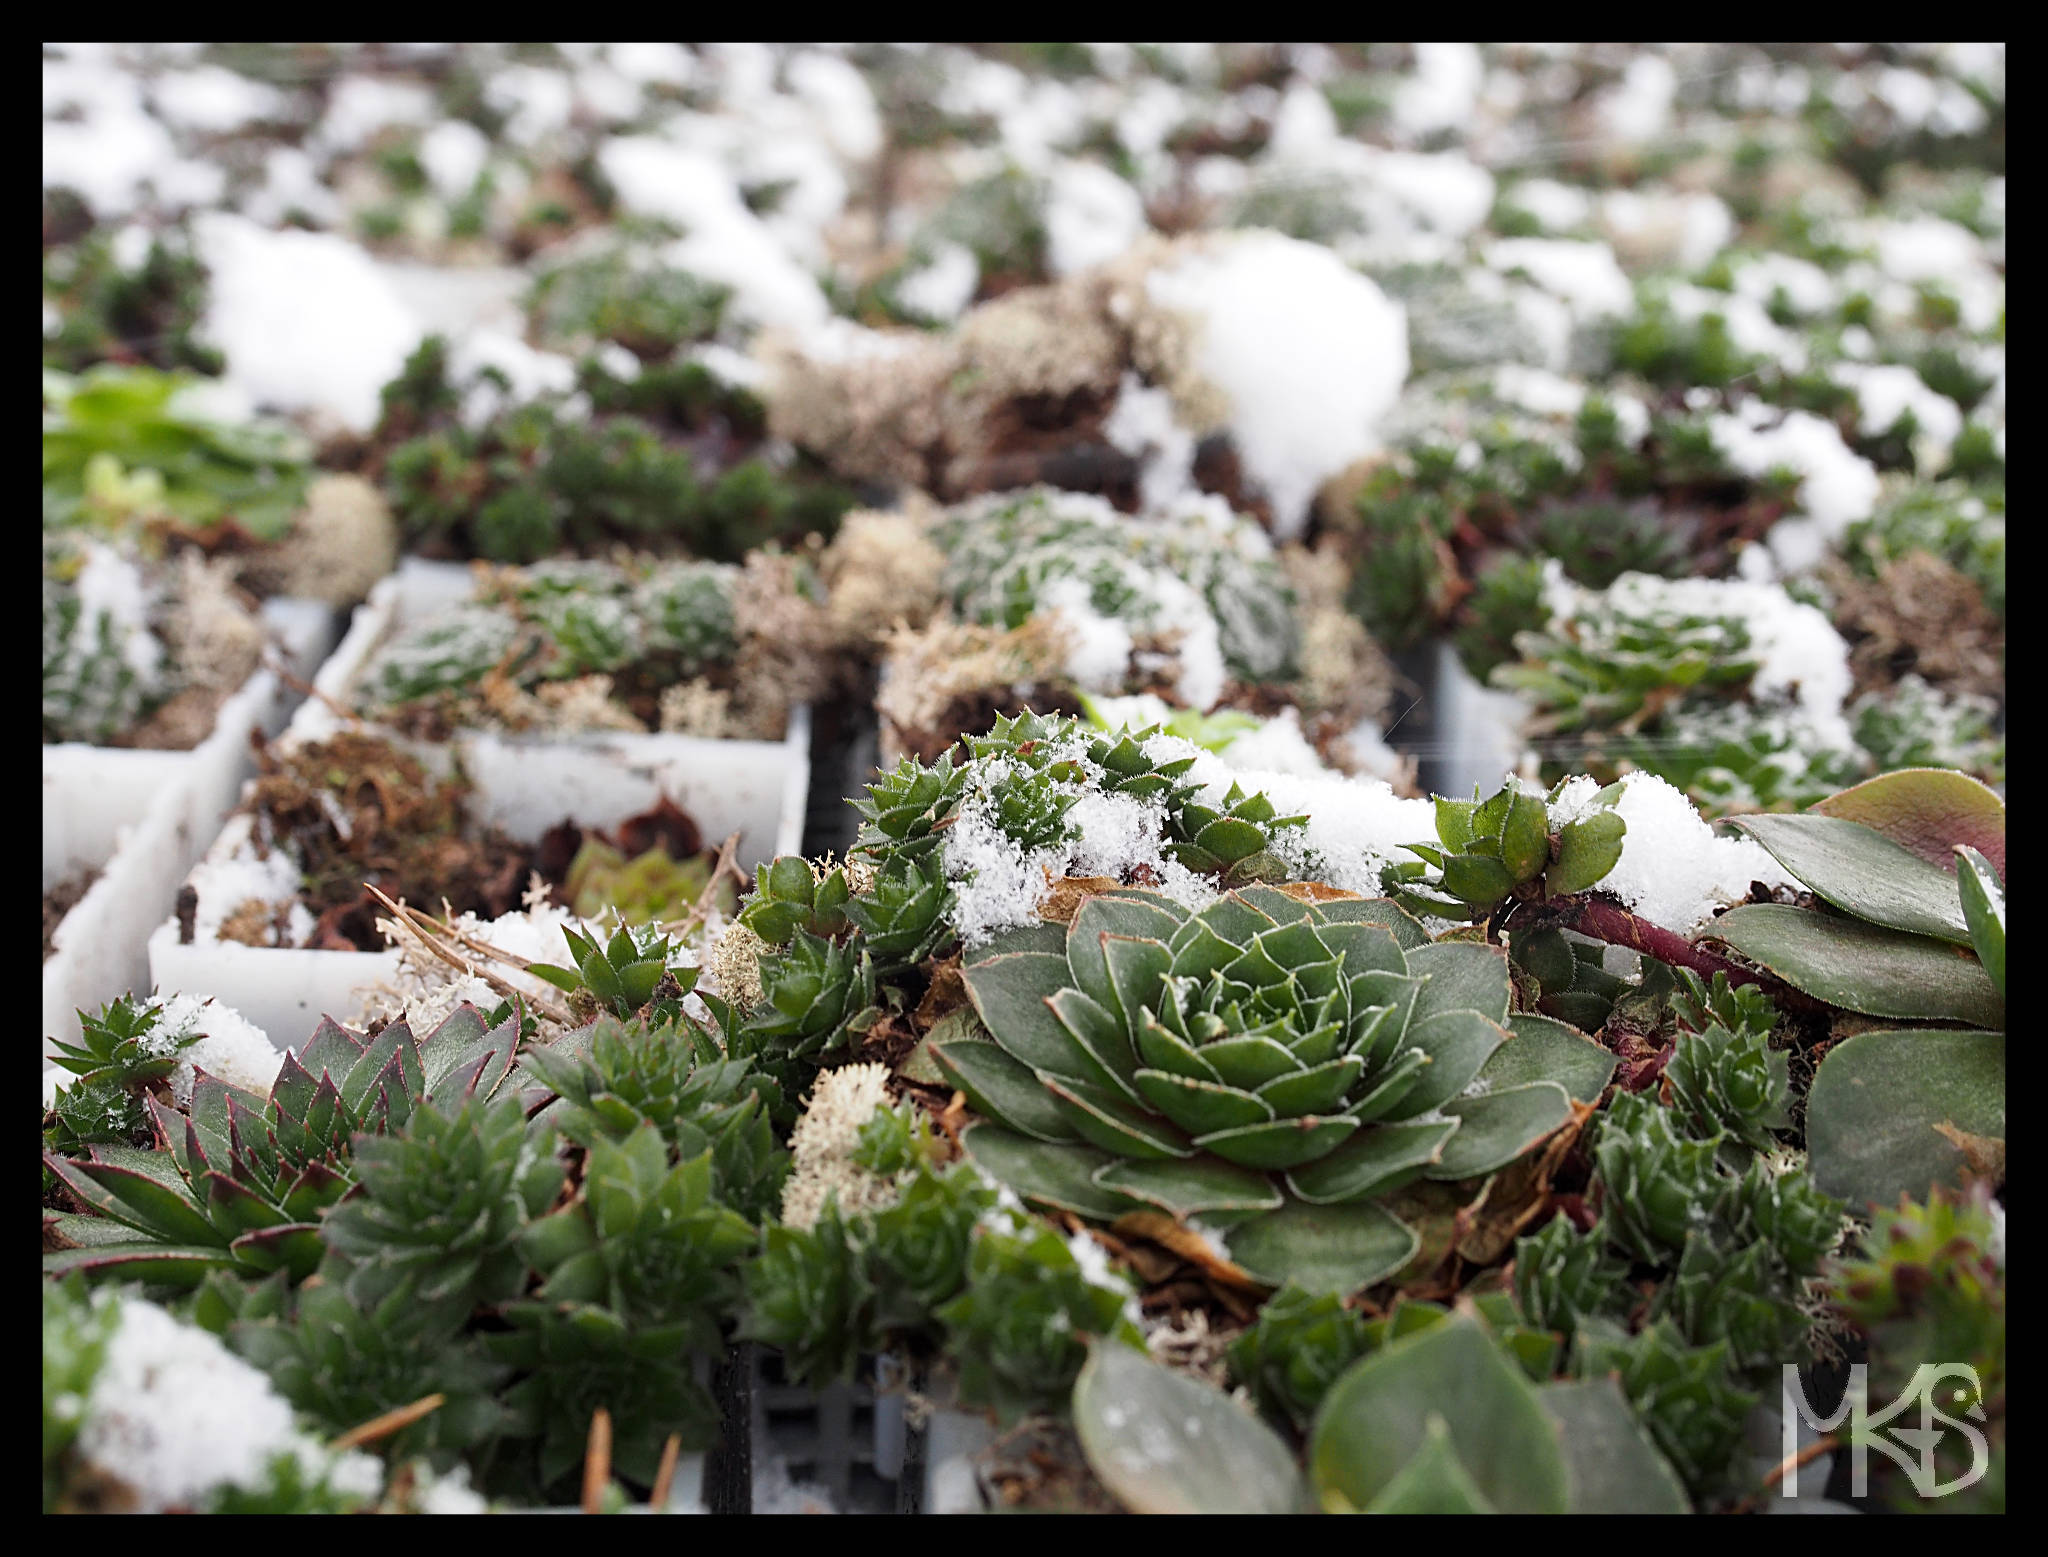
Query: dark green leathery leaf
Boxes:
[
  {"xmin": 1700, "ymin": 904, "xmax": 2002, "ymax": 1028},
  {"xmin": 956, "ymin": 1123, "xmax": 1142, "ymax": 1221},
  {"xmin": 1805, "ymin": 1029, "xmax": 2005, "ymax": 1207},
  {"xmin": 1954, "ymin": 847, "xmax": 2005, "ymax": 997},
  {"xmin": 1731, "ymin": 813, "xmax": 1972, "ymax": 944}
]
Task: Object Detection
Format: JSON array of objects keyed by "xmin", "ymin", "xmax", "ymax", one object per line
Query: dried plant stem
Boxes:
[
  {"xmin": 648, "ymin": 1432, "xmax": 684, "ymax": 1510},
  {"xmin": 331, "ymin": 1391, "xmax": 446, "ymax": 1451},
  {"xmin": 365, "ymin": 884, "xmax": 575, "ymax": 1027},
  {"xmin": 582, "ymin": 1407, "xmax": 613, "ymax": 1514}
]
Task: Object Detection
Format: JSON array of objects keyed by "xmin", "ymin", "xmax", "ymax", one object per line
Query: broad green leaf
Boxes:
[
  {"xmin": 1093, "ymin": 1156, "xmax": 1283, "ymax": 1216},
  {"xmin": 1811, "ymin": 768, "xmax": 2004, "ymax": 876},
  {"xmin": 957, "ymin": 1124, "xmax": 1143, "ymax": 1221},
  {"xmin": 1732, "ymin": 814, "xmax": 1970, "ymax": 944},
  {"xmin": 1224, "ymin": 1200, "xmax": 1419, "ymax": 1293},
  {"xmin": 1540, "ymin": 1378, "xmax": 1692, "ymax": 1513},
  {"xmin": 1701, "ymin": 905, "xmax": 2002, "ymax": 1028},
  {"xmin": 1399, "ymin": 1010, "xmax": 1511, "ymax": 1114},
  {"xmin": 931, "ymin": 1036, "xmax": 1081, "ymax": 1144},
  {"xmin": 1955, "ymin": 847, "xmax": 2005, "ymax": 998},
  {"xmin": 1427, "ymin": 1082, "xmax": 1573, "ymax": 1180},
  {"xmin": 1486, "ymin": 1014, "xmax": 1617, "ymax": 1103},
  {"xmin": 42, "ymin": 1243, "xmax": 237, "ymax": 1288},
  {"xmin": 1406, "ymin": 940, "xmax": 1513, "ymax": 1026},
  {"xmin": 963, "ymin": 952, "xmax": 1107, "ymax": 1084},
  {"xmin": 1548, "ymin": 811, "xmax": 1626, "ymax": 895},
  {"xmin": 1073, "ymin": 1341, "xmax": 1305, "ymax": 1514},
  {"xmin": 1435, "ymin": 797, "xmax": 1478, "ymax": 853},
  {"xmin": 1443, "ymin": 853, "xmax": 1516, "ymax": 906},
  {"xmin": 1309, "ymin": 1316, "xmax": 1570, "ymax": 1514},
  {"xmin": 1806, "ymin": 1029, "xmax": 2005, "ymax": 1208}
]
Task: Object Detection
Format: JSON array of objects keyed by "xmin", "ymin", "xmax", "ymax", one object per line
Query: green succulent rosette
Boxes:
[{"xmin": 932, "ymin": 884, "xmax": 1580, "ymax": 1293}]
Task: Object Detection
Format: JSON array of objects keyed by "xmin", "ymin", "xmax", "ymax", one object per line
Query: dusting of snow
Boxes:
[
  {"xmin": 1144, "ymin": 232, "xmax": 1408, "ymax": 538},
  {"xmin": 75, "ymin": 1295, "xmax": 382, "ymax": 1512},
  {"xmin": 1548, "ymin": 771, "xmax": 1791, "ymax": 934},
  {"xmin": 1483, "ymin": 238, "xmax": 1633, "ymax": 322},
  {"xmin": 1709, "ymin": 407, "xmax": 1880, "ymax": 548}
]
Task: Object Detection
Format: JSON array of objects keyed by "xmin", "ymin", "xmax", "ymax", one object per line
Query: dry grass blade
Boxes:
[
  {"xmin": 364, "ymin": 883, "xmax": 575, "ymax": 1026},
  {"xmin": 649, "ymin": 1432, "xmax": 683, "ymax": 1510},
  {"xmin": 331, "ymin": 1391, "xmax": 447, "ymax": 1451},
  {"xmin": 582, "ymin": 1406, "xmax": 613, "ymax": 1514}
]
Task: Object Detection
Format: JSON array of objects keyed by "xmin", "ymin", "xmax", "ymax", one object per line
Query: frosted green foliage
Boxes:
[
  {"xmin": 358, "ymin": 558, "xmax": 740, "ymax": 717},
  {"xmin": 42, "ymin": 1275, "xmax": 114, "ymax": 1513},
  {"xmin": 635, "ymin": 562, "xmax": 739, "ymax": 672},
  {"xmin": 1496, "ymin": 607, "xmax": 1760, "ymax": 736},
  {"xmin": 1850, "ymin": 675, "xmax": 2004, "ymax": 785},
  {"xmin": 359, "ymin": 605, "xmax": 519, "ymax": 708},
  {"xmin": 525, "ymin": 248, "xmax": 731, "ymax": 357},
  {"xmin": 1618, "ymin": 703, "xmax": 1867, "ymax": 816},
  {"xmin": 931, "ymin": 488, "xmax": 1299, "ymax": 703},
  {"xmin": 530, "ymin": 590, "xmax": 639, "ymax": 678},
  {"xmin": 1844, "ymin": 480, "xmax": 2005, "ymax": 621},
  {"xmin": 42, "ymin": 533, "xmax": 169, "ymax": 744}
]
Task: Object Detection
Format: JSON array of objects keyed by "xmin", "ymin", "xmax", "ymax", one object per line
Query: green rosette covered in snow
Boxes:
[{"xmin": 932, "ymin": 885, "xmax": 1584, "ymax": 1294}]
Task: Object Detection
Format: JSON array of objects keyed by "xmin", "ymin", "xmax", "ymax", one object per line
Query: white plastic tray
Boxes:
[
  {"xmin": 42, "ymin": 598, "xmax": 340, "ymax": 1061},
  {"xmin": 146, "ymin": 560, "xmax": 810, "ymax": 1052}
]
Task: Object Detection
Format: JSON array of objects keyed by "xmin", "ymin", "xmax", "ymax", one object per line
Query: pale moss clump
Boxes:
[
  {"xmin": 779, "ymin": 1062, "xmax": 902, "ymax": 1233},
  {"xmin": 705, "ymin": 919, "xmax": 767, "ymax": 1012},
  {"xmin": 818, "ymin": 507, "xmax": 947, "ymax": 640},
  {"xmin": 874, "ymin": 614, "xmax": 1074, "ymax": 763},
  {"xmin": 240, "ymin": 474, "xmax": 399, "ymax": 607}
]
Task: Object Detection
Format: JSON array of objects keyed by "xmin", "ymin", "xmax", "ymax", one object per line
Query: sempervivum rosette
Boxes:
[{"xmin": 933, "ymin": 884, "xmax": 1597, "ymax": 1293}]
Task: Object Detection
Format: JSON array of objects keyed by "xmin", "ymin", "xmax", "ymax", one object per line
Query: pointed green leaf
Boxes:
[
  {"xmin": 958, "ymin": 1124, "xmax": 1144, "ymax": 1220},
  {"xmin": 1360, "ymin": 1416, "xmax": 1497, "ymax": 1513},
  {"xmin": 1406, "ymin": 941, "xmax": 1512, "ymax": 1026},
  {"xmin": 1499, "ymin": 788, "xmax": 1551, "ymax": 884},
  {"xmin": 1256, "ymin": 1055, "xmax": 1366, "ymax": 1116},
  {"xmin": 1479, "ymin": 1013, "xmax": 1616, "ymax": 1103},
  {"xmin": 1196, "ymin": 1115, "xmax": 1359, "ymax": 1170},
  {"xmin": 1399, "ymin": 1011, "xmax": 1510, "ymax": 1114},
  {"xmin": 1426, "ymin": 1082, "xmax": 1573, "ymax": 1180},
  {"xmin": 1955, "ymin": 847, "xmax": 2005, "ymax": 998},
  {"xmin": 1048, "ymin": 1079, "xmax": 1195, "ymax": 1160},
  {"xmin": 1309, "ymin": 1316, "xmax": 1570, "ymax": 1513},
  {"xmin": 964, "ymin": 952, "xmax": 1103, "ymax": 1083},
  {"xmin": 1442, "ymin": 853, "xmax": 1515, "ymax": 906},
  {"xmin": 1133, "ymin": 1070, "xmax": 1273, "ymax": 1135},
  {"xmin": 1286, "ymin": 1118, "xmax": 1457, "ymax": 1204},
  {"xmin": 932, "ymin": 1037, "xmax": 1083, "ymax": 1144},
  {"xmin": 1434, "ymin": 797, "xmax": 1477, "ymax": 854},
  {"xmin": 1224, "ymin": 1200, "xmax": 1419, "ymax": 1293},
  {"xmin": 1540, "ymin": 1378, "xmax": 1692, "ymax": 1514},
  {"xmin": 1092, "ymin": 1156, "xmax": 1284, "ymax": 1217}
]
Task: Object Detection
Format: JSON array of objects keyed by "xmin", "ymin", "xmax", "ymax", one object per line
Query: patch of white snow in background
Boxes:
[
  {"xmin": 1104, "ymin": 373, "xmax": 1198, "ymax": 511},
  {"xmin": 1360, "ymin": 149, "xmax": 1497, "ymax": 238},
  {"xmin": 599, "ymin": 137, "xmax": 831, "ymax": 333},
  {"xmin": 1829, "ymin": 361, "xmax": 1963, "ymax": 451},
  {"xmin": 417, "ymin": 119, "xmax": 490, "ymax": 198},
  {"xmin": 1665, "ymin": 282, "xmax": 1808, "ymax": 370},
  {"xmin": 77, "ymin": 1297, "xmax": 382, "ymax": 1512},
  {"xmin": 1600, "ymin": 189, "xmax": 1735, "ymax": 272},
  {"xmin": 314, "ymin": 75, "xmax": 437, "ymax": 154},
  {"xmin": 1214, "ymin": 708, "xmax": 1332, "ymax": 777},
  {"xmin": 1598, "ymin": 52, "xmax": 1677, "ymax": 141},
  {"xmin": 1552, "ymin": 570, "xmax": 1856, "ymax": 745},
  {"xmin": 1493, "ymin": 364, "xmax": 1587, "ymax": 420},
  {"xmin": 1707, "ymin": 407, "xmax": 1880, "ymax": 543},
  {"xmin": 1046, "ymin": 158, "xmax": 1149, "ymax": 276},
  {"xmin": 149, "ymin": 67, "xmax": 285, "ymax": 133},
  {"xmin": 43, "ymin": 91, "xmax": 223, "ymax": 214},
  {"xmin": 241, "ymin": 146, "xmax": 342, "ymax": 228},
  {"xmin": 1549, "ymin": 771, "xmax": 1792, "ymax": 934},
  {"xmin": 687, "ymin": 340, "xmax": 769, "ymax": 392},
  {"xmin": 192, "ymin": 214, "xmax": 422, "ymax": 431},
  {"xmin": 785, "ymin": 50, "xmax": 884, "ymax": 161},
  {"xmin": 185, "ymin": 836, "xmax": 307, "ymax": 943},
  {"xmin": 894, "ymin": 241, "xmax": 979, "ymax": 323},
  {"xmin": 1145, "ymin": 232, "xmax": 1409, "ymax": 540},
  {"xmin": 1483, "ymin": 238, "xmax": 1634, "ymax": 322},
  {"xmin": 1502, "ymin": 177, "xmax": 1593, "ymax": 233},
  {"xmin": 1732, "ymin": 252, "xmax": 1838, "ymax": 318},
  {"xmin": 1392, "ymin": 42, "xmax": 1484, "ymax": 138},
  {"xmin": 608, "ymin": 41, "xmax": 697, "ymax": 88},
  {"xmin": 446, "ymin": 329, "xmax": 580, "ymax": 427},
  {"xmin": 71, "ymin": 543, "xmax": 165, "ymax": 687}
]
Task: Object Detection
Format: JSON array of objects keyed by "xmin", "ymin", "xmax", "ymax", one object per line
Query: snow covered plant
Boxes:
[
  {"xmin": 1490, "ymin": 567, "xmax": 1997, "ymax": 815},
  {"xmin": 42, "ymin": 1277, "xmax": 383, "ymax": 1513},
  {"xmin": 929, "ymin": 486, "xmax": 1298, "ymax": 710},
  {"xmin": 356, "ymin": 552, "xmax": 834, "ymax": 743}
]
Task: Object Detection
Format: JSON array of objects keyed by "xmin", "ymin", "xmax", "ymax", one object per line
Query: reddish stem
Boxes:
[{"xmin": 1556, "ymin": 897, "xmax": 1829, "ymax": 1015}]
